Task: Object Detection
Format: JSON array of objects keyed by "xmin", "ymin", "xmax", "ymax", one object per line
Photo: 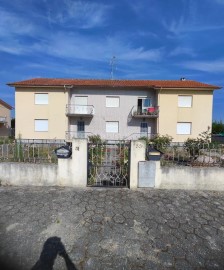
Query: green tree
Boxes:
[{"xmin": 212, "ymin": 121, "xmax": 224, "ymax": 134}]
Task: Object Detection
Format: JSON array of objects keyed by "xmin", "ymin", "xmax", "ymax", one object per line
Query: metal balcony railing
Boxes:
[
  {"xmin": 65, "ymin": 131, "xmax": 95, "ymax": 141},
  {"xmin": 66, "ymin": 104, "xmax": 95, "ymax": 116},
  {"xmin": 131, "ymin": 106, "xmax": 159, "ymax": 118}
]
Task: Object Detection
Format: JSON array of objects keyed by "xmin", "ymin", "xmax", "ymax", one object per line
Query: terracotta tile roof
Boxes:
[
  {"xmin": 0, "ymin": 98, "xmax": 13, "ymax": 110},
  {"xmin": 7, "ymin": 78, "xmax": 221, "ymax": 90}
]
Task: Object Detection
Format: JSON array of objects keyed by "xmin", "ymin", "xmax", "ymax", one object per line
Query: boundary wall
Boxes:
[{"xmin": 1, "ymin": 138, "xmax": 224, "ymax": 190}]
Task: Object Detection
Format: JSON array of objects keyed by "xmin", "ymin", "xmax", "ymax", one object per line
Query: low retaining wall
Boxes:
[
  {"xmin": 158, "ymin": 166, "xmax": 224, "ymax": 190},
  {"xmin": 0, "ymin": 139, "xmax": 88, "ymax": 187},
  {"xmin": 0, "ymin": 162, "xmax": 58, "ymax": 186}
]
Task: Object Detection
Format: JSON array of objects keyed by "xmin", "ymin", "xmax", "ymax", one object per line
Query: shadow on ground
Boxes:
[{"xmin": 31, "ymin": 237, "xmax": 77, "ymax": 270}]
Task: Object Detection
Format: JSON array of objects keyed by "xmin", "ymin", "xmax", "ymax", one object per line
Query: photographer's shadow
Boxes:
[{"xmin": 31, "ymin": 237, "xmax": 77, "ymax": 270}]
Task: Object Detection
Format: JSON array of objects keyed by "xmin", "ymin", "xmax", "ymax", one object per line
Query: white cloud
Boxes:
[
  {"xmin": 30, "ymin": 32, "xmax": 164, "ymax": 62},
  {"xmin": 44, "ymin": 0, "xmax": 111, "ymax": 29},
  {"xmin": 0, "ymin": 8, "xmax": 34, "ymax": 38},
  {"xmin": 162, "ymin": 0, "xmax": 224, "ymax": 36},
  {"xmin": 214, "ymin": 0, "xmax": 224, "ymax": 4},
  {"xmin": 181, "ymin": 59, "xmax": 224, "ymax": 72},
  {"xmin": 170, "ymin": 46, "xmax": 196, "ymax": 57},
  {"xmin": 0, "ymin": 41, "xmax": 28, "ymax": 55}
]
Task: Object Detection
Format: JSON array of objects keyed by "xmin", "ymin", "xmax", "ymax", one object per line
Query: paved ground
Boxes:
[{"xmin": 1, "ymin": 187, "xmax": 224, "ymax": 270}]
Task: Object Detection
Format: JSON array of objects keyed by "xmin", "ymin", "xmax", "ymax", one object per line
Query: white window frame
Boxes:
[
  {"xmin": 106, "ymin": 121, "xmax": 119, "ymax": 133},
  {"xmin": 106, "ymin": 96, "xmax": 120, "ymax": 108},
  {"xmin": 35, "ymin": 93, "xmax": 48, "ymax": 105},
  {"xmin": 177, "ymin": 122, "xmax": 192, "ymax": 135},
  {"xmin": 178, "ymin": 95, "xmax": 192, "ymax": 108},
  {"xmin": 35, "ymin": 119, "xmax": 48, "ymax": 132}
]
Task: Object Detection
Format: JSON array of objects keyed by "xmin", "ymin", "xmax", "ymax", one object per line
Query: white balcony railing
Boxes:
[
  {"xmin": 131, "ymin": 106, "xmax": 159, "ymax": 118},
  {"xmin": 65, "ymin": 131, "xmax": 95, "ymax": 141},
  {"xmin": 66, "ymin": 104, "xmax": 95, "ymax": 117},
  {"xmin": 66, "ymin": 131, "xmax": 158, "ymax": 141}
]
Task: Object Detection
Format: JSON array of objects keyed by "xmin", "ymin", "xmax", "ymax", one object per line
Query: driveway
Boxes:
[{"xmin": 0, "ymin": 187, "xmax": 224, "ymax": 269}]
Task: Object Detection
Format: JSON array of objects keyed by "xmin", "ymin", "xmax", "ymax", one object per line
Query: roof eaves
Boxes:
[{"xmin": 0, "ymin": 99, "xmax": 13, "ymax": 110}]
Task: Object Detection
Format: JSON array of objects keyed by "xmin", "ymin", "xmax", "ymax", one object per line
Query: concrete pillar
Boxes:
[
  {"xmin": 58, "ymin": 139, "xmax": 87, "ymax": 187},
  {"xmin": 154, "ymin": 161, "xmax": 161, "ymax": 188},
  {"xmin": 129, "ymin": 140, "xmax": 146, "ymax": 189},
  {"xmin": 71, "ymin": 139, "xmax": 88, "ymax": 187}
]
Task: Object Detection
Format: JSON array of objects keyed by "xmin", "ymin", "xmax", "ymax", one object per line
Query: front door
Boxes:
[{"xmin": 77, "ymin": 121, "xmax": 85, "ymax": 138}]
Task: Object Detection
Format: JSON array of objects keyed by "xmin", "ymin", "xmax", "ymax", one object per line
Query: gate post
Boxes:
[
  {"xmin": 71, "ymin": 139, "xmax": 88, "ymax": 187},
  {"xmin": 129, "ymin": 140, "xmax": 146, "ymax": 189}
]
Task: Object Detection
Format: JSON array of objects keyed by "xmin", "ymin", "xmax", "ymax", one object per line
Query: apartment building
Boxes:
[
  {"xmin": 8, "ymin": 78, "xmax": 221, "ymax": 142},
  {"xmin": 0, "ymin": 98, "xmax": 13, "ymax": 137}
]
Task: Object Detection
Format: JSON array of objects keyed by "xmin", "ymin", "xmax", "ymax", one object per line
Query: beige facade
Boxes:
[
  {"xmin": 9, "ymin": 79, "xmax": 221, "ymax": 142},
  {"xmin": 0, "ymin": 99, "xmax": 12, "ymax": 137},
  {"xmin": 15, "ymin": 88, "xmax": 68, "ymax": 140},
  {"xmin": 158, "ymin": 89, "xmax": 213, "ymax": 141}
]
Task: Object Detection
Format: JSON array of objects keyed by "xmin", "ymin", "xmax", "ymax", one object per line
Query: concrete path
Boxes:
[{"xmin": 0, "ymin": 187, "xmax": 224, "ymax": 269}]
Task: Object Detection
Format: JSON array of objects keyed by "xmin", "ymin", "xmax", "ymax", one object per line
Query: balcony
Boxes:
[
  {"xmin": 0, "ymin": 117, "xmax": 6, "ymax": 123},
  {"xmin": 65, "ymin": 131, "xmax": 94, "ymax": 141},
  {"xmin": 131, "ymin": 106, "xmax": 159, "ymax": 118},
  {"xmin": 66, "ymin": 104, "xmax": 95, "ymax": 117}
]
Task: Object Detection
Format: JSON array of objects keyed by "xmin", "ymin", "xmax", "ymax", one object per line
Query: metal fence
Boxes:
[
  {"xmin": 0, "ymin": 140, "xmax": 65, "ymax": 163},
  {"xmin": 160, "ymin": 143, "xmax": 224, "ymax": 167}
]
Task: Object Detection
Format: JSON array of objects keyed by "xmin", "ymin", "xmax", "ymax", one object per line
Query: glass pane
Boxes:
[
  {"xmin": 140, "ymin": 122, "xmax": 148, "ymax": 133},
  {"xmin": 77, "ymin": 121, "xmax": 85, "ymax": 132},
  {"xmin": 143, "ymin": 98, "xmax": 151, "ymax": 107}
]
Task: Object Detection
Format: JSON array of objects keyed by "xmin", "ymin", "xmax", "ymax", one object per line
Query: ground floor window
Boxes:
[
  {"xmin": 106, "ymin": 121, "xmax": 119, "ymax": 133},
  {"xmin": 177, "ymin": 122, "xmax": 192, "ymax": 135},
  {"xmin": 35, "ymin": 119, "xmax": 48, "ymax": 132}
]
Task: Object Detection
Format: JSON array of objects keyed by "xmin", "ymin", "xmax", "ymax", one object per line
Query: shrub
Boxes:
[
  {"xmin": 150, "ymin": 134, "xmax": 173, "ymax": 151},
  {"xmin": 184, "ymin": 128, "xmax": 212, "ymax": 156},
  {"xmin": 88, "ymin": 134, "xmax": 103, "ymax": 144}
]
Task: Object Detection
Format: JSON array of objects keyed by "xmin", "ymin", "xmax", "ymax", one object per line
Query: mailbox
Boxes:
[
  {"xmin": 146, "ymin": 144, "xmax": 163, "ymax": 161},
  {"xmin": 55, "ymin": 145, "xmax": 72, "ymax": 159}
]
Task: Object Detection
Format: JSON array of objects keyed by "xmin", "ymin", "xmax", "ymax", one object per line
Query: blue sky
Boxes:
[{"xmin": 0, "ymin": 0, "xmax": 224, "ymax": 121}]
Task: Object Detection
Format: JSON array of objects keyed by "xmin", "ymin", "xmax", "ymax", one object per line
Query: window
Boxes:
[
  {"xmin": 35, "ymin": 120, "xmax": 48, "ymax": 132},
  {"xmin": 75, "ymin": 96, "xmax": 88, "ymax": 105},
  {"xmin": 178, "ymin": 96, "xmax": 192, "ymax": 108},
  {"xmin": 77, "ymin": 121, "xmax": 85, "ymax": 138},
  {"xmin": 140, "ymin": 122, "xmax": 148, "ymax": 135},
  {"xmin": 106, "ymin": 121, "xmax": 119, "ymax": 133},
  {"xmin": 35, "ymin": 94, "xmax": 48, "ymax": 104},
  {"xmin": 106, "ymin": 97, "xmax": 120, "ymax": 108},
  {"xmin": 137, "ymin": 97, "xmax": 151, "ymax": 113},
  {"xmin": 177, "ymin": 122, "xmax": 191, "ymax": 135}
]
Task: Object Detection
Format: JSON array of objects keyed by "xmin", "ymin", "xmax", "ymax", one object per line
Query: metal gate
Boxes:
[{"xmin": 87, "ymin": 141, "xmax": 130, "ymax": 187}]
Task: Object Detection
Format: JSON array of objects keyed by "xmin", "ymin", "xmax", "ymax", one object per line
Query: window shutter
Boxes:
[
  {"xmin": 75, "ymin": 96, "xmax": 88, "ymax": 105},
  {"xmin": 106, "ymin": 122, "xmax": 119, "ymax": 133},
  {"xmin": 106, "ymin": 97, "xmax": 120, "ymax": 107},
  {"xmin": 35, "ymin": 120, "xmax": 48, "ymax": 132},
  {"xmin": 35, "ymin": 94, "xmax": 48, "ymax": 104},
  {"xmin": 178, "ymin": 96, "xmax": 192, "ymax": 107},
  {"xmin": 177, "ymin": 123, "xmax": 191, "ymax": 134}
]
